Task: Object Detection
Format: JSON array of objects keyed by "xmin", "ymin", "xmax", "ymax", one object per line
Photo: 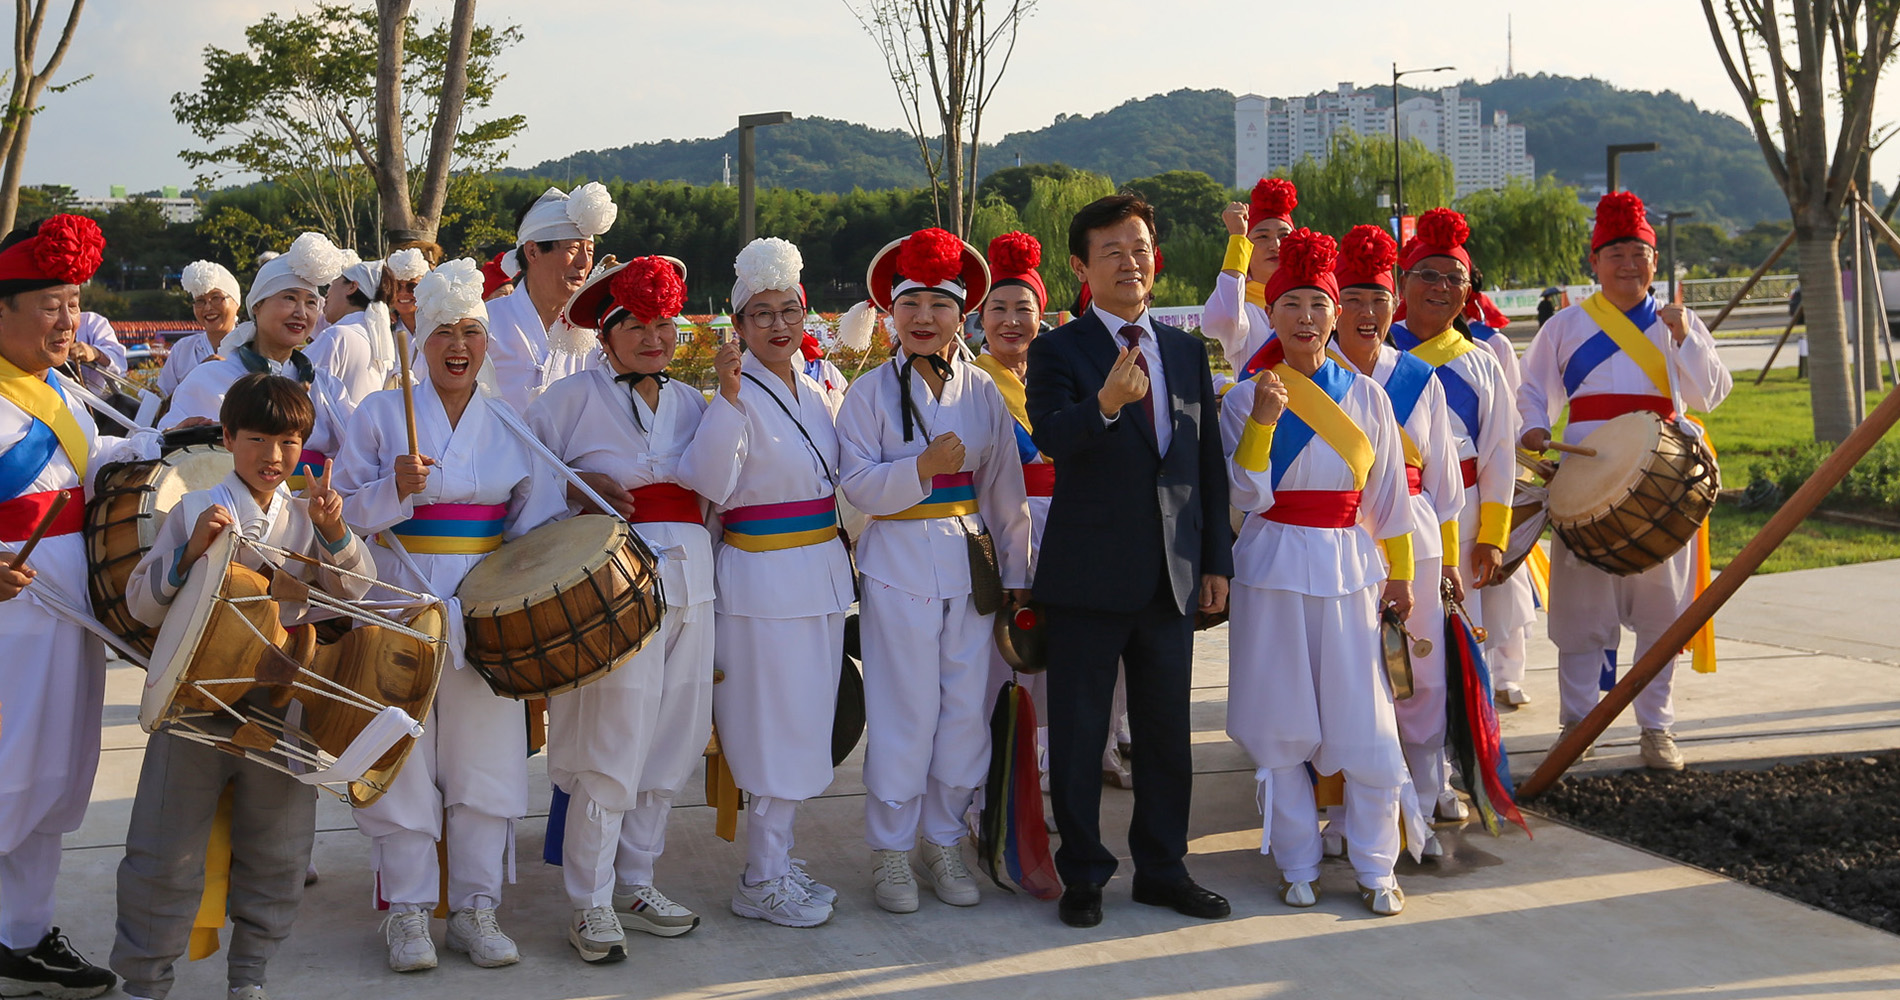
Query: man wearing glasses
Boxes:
[
  {"xmin": 485, "ymin": 183, "xmax": 618, "ymax": 413},
  {"xmin": 1516, "ymin": 191, "xmax": 1730, "ymax": 771},
  {"xmin": 1387, "ymin": 208, "xmax": 1518, "ymax": 823}
]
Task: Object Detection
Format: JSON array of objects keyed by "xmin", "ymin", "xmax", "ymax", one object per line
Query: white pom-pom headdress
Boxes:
[
  {"xmin": 385, "ymin": 247, "xmax": 430, "ymax": 282},
  {"xmin": 516, "ymin": 182, "xmax": 618, "ymax": 246},
  {"xmin": 180, "ymin": 260, "xmax": 240, "ymax": 302},
  {"xmin": 731, "ymin": 237, "xmax": 804, "ymax": 312},
  {"xmin": 414, "ymin": 258, "xmax": 489, "ymax": 338},
  {"xmin": 838, "ymin": 300, "xmax": 876, "ymax": 352},
  {"xmin": 245, "ymin": 232, "xmax": 345, "ymax": 314}
]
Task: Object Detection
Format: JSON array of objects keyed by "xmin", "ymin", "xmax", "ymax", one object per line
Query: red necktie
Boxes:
[{"xmin": 1119, "ymin": 324, "xmax": 1155, "ymax": 439}]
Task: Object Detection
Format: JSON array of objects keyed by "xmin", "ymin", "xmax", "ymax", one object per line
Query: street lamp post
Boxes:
[
  {"xmin": 1606, "ymin": 142, "xmax": 1659, "ymax": 195},
  {"xmin": 738, "ymin": 111, "xmax": 794, "ymax": 247},
  {"xmin": 1661, "ymin": 209, "xmax": 1694, "ymax": 302},
  {"xmin": 1391, "ymin": 62, "xmax": 1456, "ymax": 238}
]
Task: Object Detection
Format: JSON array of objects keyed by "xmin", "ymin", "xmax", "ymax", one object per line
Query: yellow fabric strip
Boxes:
[
  {"xmin": 721, "ymin": 525, "xmax": 836, "ymax": 552},
  {"xmin": 1224, "ymin": 234, "xmax": 1252, "ymax": 275},
  {"xmin": 1245, "ymin": 281, "xmax": 1267, "ymax": 311},
  {"xmin": 1408, "ymin": 328, "xmax": 1478, "ymax": 368},
  {"xmin": 1526, "ymin": 542, "xmax": 1551, "ymax": 609},
  {"xmin": 1397, "ymin": 426, "xmax": 1424, "ymax": 470},
  {"xmin": 1685, "ymin": 415, "xmax": 1717, "ymax": 674},
  {"xmin": 1274, "ymin": 363, "xmax": 1374, "ymax": 491},
  {"xmin": 188, "ymin": 781, "xmax": 236, "ymax": 960},
  {"xmin": 1581, "ymin": 292, "xmax": 1672, "ymax": 399},
  {"xmin": 1440, "ymin": 520, "xmax": 1461, "ymax": 566},
  {"xmin": 1234, "ymin": 418, "xmax": 1275, "ymax": 473},
  {"xmin": 1313, "ymin": 770, "xmax": 1345, "ymax": 809},
  {"xmin": 876, "ymin": 498, "xmax": 980, "ymax": 520},
  {"xmin": 1477, "ymin": 500, "xmax": 1513, "ymax": 551},
  {"xmin": 972, "ymin": 354, "xmax": 1030, "ymax": 432},
  {"xmin": 378, "ymin": 533, "xmax": 502, "ymax": 555},
  {"xmin": 0, "ymin": 354, "xmax": 88, "ymax": 480},
  {"xmin": 706, "ymin": 725, "xmax": 740, "ymax": 843},
  {"xmin": 1381, "ymin": 533, "xmax": 1415, "ymax": 580}
]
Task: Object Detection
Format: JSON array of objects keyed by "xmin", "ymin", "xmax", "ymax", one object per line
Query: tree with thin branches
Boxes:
[
  {"xmin": 1702, "ymin": 0, "xmax": 1900, "ymax": 442},
  {"xmin": 0, "ymin": 0, "xmax": 86, "ymax": 234},
  {"xmin": 845, "ymin": 0, "xmax": 1037, "ymax": 238}
]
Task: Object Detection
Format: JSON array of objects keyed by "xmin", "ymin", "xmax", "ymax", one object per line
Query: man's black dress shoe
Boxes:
[
  {"xmin": 1131, "ymin": 875, "xmax": 1230, "ymax": 919},
  {"xmin": 1058, "ymin": 883, "xmax": 1103, "ymax": 927}
]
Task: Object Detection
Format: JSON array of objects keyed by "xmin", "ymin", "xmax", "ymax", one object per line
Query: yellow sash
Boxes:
[
  {"xmin": 972, "ymin": 353, "xmax": 1029, "ymax": 431},
  {"xmin": 1270, "ymin": 363, "xmax": 1375, "ymax": 491},
  {"xmin": 1408, "ymin": 328, "xmax": 1478, "ymax": 368},
  {"xmin": 0, "ymin": 355, "xmax": 88, "ymax": 480},
  {"xmin": 1686, "ymin": 415, "xmax": 1717, "ymax": 674},
  {"xmin": 1580, "ymin": 292, "xmax": 1672, "ymax": 398},
  {"xmin": 1326, "ymin": 346, "xmax": 1423, "ymax": 471},
  {"xmin": 188, "ymin": 782, "xmax": 236, "ymax": 960}
]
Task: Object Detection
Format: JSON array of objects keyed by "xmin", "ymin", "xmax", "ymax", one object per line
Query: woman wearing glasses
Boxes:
[{"xmin": 678, "ymin": 238, "xmax": 854, "ymax": 929}]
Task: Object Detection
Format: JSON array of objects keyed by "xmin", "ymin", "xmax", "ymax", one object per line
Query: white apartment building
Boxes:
[{"xmin": 1234, "ymin": 84, "xmax": 1534, "ymax": 198}]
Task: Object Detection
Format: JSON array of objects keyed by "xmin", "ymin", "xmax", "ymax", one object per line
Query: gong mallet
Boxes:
[{"xmin": 7, "ymin": 490, "xmax": 72, "ymax": 572}]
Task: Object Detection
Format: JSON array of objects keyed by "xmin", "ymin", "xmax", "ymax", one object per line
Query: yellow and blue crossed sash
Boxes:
[
  {"xmin": 1571, "ymin": 293, "xmax": 1672, "ymax": 397},
  {"xmin": 0, "ymin": 357, "xmax": 88, "ymax": 496},
  {"xmin": 1235, "ymin": 337, "xmax": 1373, "ymax": 490}
]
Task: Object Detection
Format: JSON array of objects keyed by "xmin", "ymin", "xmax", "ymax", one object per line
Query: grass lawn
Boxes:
[{"xmin": 1707, "ymin": 505, "xmax": 1900, "ymax": 574}]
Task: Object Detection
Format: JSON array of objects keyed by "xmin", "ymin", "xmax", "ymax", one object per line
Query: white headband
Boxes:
[{"xmin": 517, "ymin": 182, "xmax": 617, "ymax": 246}]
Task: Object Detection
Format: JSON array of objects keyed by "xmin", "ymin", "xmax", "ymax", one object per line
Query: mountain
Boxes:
[{"xmin": 507, "ymin": 78, "xmax": 1785, "ymax": 227}]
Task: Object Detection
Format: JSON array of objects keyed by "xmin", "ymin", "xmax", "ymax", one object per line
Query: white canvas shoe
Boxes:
[
  {"xmin": 614, "ymin": 883, "xmax": 700, "ymax": 938},
  {"xmin": 916, "ymin": 840, "xmax": 980, "ymax": 906},
  {"xmin": 568, "ymin": 905, "xmax": 626, "ymax": 964},
  {"xmin": 445, "ymin": 907, "xmax": 519, "ymax": 968},
  {"xmin": 1640, "ymin": 729, "xmax": 1686, "ymax": 771},
  {"xmin": 872, "ymin": 849, "xmax": 920, "ymax": 913},
  {"xmin": 731, "ymin": 872, "xmax": 832, "ymax": 928},
  {"xmin": 1435, "ymin": 789, "xmax": 1470, "ymax": 823},
  {"xmin": 1279, "ymin": 880, "xmax": 1319, "ymax": 907},
  {"xmin": 381, "ymin": 910, "xmax": 436, "ymax": 973},
  {"xmin": 1360, "ymin": 883, "xmax": 1405, "ymax": 916}
]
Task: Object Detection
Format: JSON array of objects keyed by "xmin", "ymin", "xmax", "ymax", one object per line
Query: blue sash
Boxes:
[
  {"xmin": 1269, "ymin": 359, "xmax": 1355, "ymax": 489},
  {"xmin": 0, "ymin": 378, "xmax": 71, "ymax": 500},
  {"xmin": 1383, "ymin": 351, "xmax": 1435, "ymax": 426},
  {"xmin": 1470, "ymin": 322, "xmax": 1499, "ymax": 342},
  {"xmin": 1011, "ymin": 419, "xmax": 1039, "ymax": 465},
  {"xmin": 1388, "ymin": 321, "xmax": 1422, "ymax": 351},
  {"xmin": 1561, "ymin": 296, "xmax": 1661, "ymax": 396},
  {"xmin": 1393, "ymin": 322, "xmax": 1481, "ymax": 438}
]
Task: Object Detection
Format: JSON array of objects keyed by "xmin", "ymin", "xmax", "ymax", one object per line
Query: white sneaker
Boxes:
[
  {"xmin": 872, "ymin": 849, "xmax": 919, "ymax": 913},
  {"xmin": 1435, "ymin": 789, "xmax": 1470, "ymax": 823},
  {"xmin": 731, "ymin": 872, "xmax": 832, "ymax": 928},
  {"xmin": 230, "ymin": 987, "xmax": 271, "ymax": 1000},
  {"xmin": 1321, "ymin": 828, "xmax": 1347, "ymax": 858},
  {"xmin": 916, "ymin": 840, "xmax": 980, "ymax": 906},
  {"xmin": 1420, "ymin": 833, "xmax": 1446, "ymax": 858},
  {"xmin": 1640, "ymin": 729, "xmax": 1686, "ymax": 771},
  {"xmin": 381, "ymin": 909, "xmax": 436, "ymax": 973},
  {"xmin": 444, "ymin": 907, "xmax": 519, "ymax": 968},
  {"xmin": 614, "ymin": 883, "xmax": 700, "ymax": 938},
  {"xmin": 568, "ymin": 905, "xmax": 626, "ymax": 964},
  {"xmin": 1495, "ymin": 682, "xmax": 1530, "ymax": 707},
  {"xmin": 1279, "ymin": 880, "xmax": 1318, "ymax": 907},
  {"xmin": 788, "ymin": 859, "xmax": 838, "ymax": 906}
]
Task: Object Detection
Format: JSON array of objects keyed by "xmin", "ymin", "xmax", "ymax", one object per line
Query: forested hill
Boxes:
[{"xmin": 507, "ymin": 77, "xmax": 1783, "ymax": 227}]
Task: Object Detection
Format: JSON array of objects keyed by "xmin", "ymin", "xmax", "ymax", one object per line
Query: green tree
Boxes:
[
  {"xmin": 1279, "ymin": 130, "xmax": 1453, "ymax": 240},
  {"xmin": 973, "ymin": 162, "xmax": 1087, "ymax": 215},
  {"xmin": 1455, "ymin": 175, "xmax": 1592, "ymax": 287},
  {"xmin": 967, "ymin": 198, "xmax": 1024, "ymax": 256},
  {"xmin": 173, "ymin": 2, "xmax": 523, "ymax": 252},
  {"xmin": 14, "ymin": 182, "xmax": 74, "ymax": 224},
  {"xmin": 1123, "ymin": 169, "xmax": 1229, "ymax": 241},
  {"xmin": 1020, "ymin": 172, "xmax": 1113, "ymax": 310},
  {"xmin": 0, "ymin": 0, "xmax": 88, "ymax": 233}
]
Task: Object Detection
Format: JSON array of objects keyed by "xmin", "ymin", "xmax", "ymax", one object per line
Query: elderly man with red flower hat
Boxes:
[
  {"xmin": 527, "ymin": 256, "xmax": 715, "ymax": 962},
  {"xmin": 1221, "ymin": 227, "xmax": 1419, "ymax": 916},
  {"xmin": 0, "ymin": 215, "xmax": 159, "ymax": 999},
  {"xmin": 1518, "ymin": 192, "xmax": 1730, "ymax": 771},
  {"xmin": 836, "ymin": 228, "xmax": 1031, "ymax": 914},
  {"xmin": 1203, "ymin": 178, "xmax": 1298, "ymax": 370}
]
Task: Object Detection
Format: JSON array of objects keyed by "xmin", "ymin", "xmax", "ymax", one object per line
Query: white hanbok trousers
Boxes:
[
  {"xmin": 1548, "ymin": 536, "xmax": 1690, "ymax": 731},
  {"xmin": 1392, "ymin": 557, "xmax": 1450, "ymax": 815}
]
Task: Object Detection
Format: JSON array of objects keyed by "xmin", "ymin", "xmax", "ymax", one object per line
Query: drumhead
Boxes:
[
  {"xmin": 457, "ymin": 514, "xmax": 633, "ymax": 612},
  {"xmin": 139, "ymin": 530, "xmax": 237, "ymax": 731},
  {"xmin": 1547, "ymin": 412, "xmax": 1661, "ymax": 523},
  {"xmin": 147, "ymin": 446, "xmax": 235, "ymax": 538}
]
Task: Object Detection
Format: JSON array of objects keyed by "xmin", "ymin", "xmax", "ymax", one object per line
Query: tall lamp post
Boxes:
[
  {"xmin": 738, "ymin": 111, "xmax": 793, "ymax": 247},
  {"xmin": 1661, "ymin": 209, "xmax": 1694, "ymax": 302},
  {"xmin": 1391, "ymin": 62, "xmax": 1456, "ymax": 237},
  {"xmin": 1606, "ymin": 141, "xmax": 1658, "ymax": 195}
]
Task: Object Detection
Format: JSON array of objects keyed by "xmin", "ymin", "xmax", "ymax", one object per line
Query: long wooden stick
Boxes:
[
  {"xmin": 1754, "ymin": 308, "xmax": 1803, "ymax": 386},
  {"xmin": 1705, "ymin": 229, "xmax": 1795, "ymax": 333},
  {"xmin": 8, "ymin": 490, "xmax": 70, "ymax": 571},
  {"xmin": 1518, "ymin": 385, "xmax": 1900, "ymax": 800},
  {"xmin": 393, "ymin": 324, "xmax": 420, "ymax": 457},
  {"xmin": 1851, "ymin": 195, "xmax": 1900, "ymax": 385},
  {"xmin": 1546, "ymin": 442, "xmax": 1597, "ymax": 457}
]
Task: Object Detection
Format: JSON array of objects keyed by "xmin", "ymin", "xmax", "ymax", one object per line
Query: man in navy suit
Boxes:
[{"xmin": 1026, "ymin": 194, "xmax": 1233, "ymax": 927}]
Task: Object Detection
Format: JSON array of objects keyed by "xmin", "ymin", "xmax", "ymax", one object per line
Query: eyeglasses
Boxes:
[
  {"xmin": 1408, "ymin": 268, "xmax": 1470, "ymax": 289},
  {"xmin": 740, "ymin": 305, "xmax": 807, "ymax": 328}
]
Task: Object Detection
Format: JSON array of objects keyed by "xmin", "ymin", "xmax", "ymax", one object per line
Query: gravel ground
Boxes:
[{"xmin": 1533, "ymin": 752, "xmax": 1900, "ymax": 934}]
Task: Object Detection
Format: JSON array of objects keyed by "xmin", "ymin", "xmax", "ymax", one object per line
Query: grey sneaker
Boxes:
[
  {"xmin": 731, "ymin": 872, "xmax": 832, "ymax": 928},
  {"xmin": 230, "ymin": 987, "xmax": 271, "ymax": 1000},
  {"xmin": 915, "ymin": 840, "xmax": 980, "ymax": 906},
  {"xmin": 1640, "ymin": 729, "xmax": 1686, "ymax": 771},
  {"xmin": 1557, "ymin": 722, "xmax": 1596, "ymax": 760},
  {"xmin": 788, "ymin": 859, "xmax": 838, "ymax": 906},
  {"xmin": 568, "ymin": 905, "xmax": 626, "ymax": 964},
  {"xmin": 444, "ymin": 907, "xmax": 518, "ymax": 968},
  {"xmin": 380, "ymin": 909, "xmax": 437, "ymax": 973},
  {"xmin": 872, "ymin": 849, "xmax": 919, "ymax": 913},
  {"xmin": 613, "ymin": 883, "xmax": 700, "ymax": 938}
]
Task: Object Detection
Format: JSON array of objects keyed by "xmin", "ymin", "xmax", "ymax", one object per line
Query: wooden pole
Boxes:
[
  {"xmin": 1754, "ymin": 309, "xmax": 1802, "ymax": 386},
  {"xmin": 1705, "ymin": 229, "xmax": 1795, "ymax": 333},
  {"xmin": 1851, "ymin": 194, "xmax": 1900, "ymax": 385},
  {"xmin": 393, "ymin": 325, "xmax": 420, "ymax": 457},
  {"xmin": 1518, "ymin": 385, "xmax": 1900, "ymax": 800}
]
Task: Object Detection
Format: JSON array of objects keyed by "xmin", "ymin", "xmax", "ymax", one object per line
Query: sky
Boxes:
[{"xmin": 29, "ymin": 0, "xmax": 1900, "ymax": 210}]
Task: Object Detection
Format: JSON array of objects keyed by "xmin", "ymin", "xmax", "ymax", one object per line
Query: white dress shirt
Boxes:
[{"xmin": 1091, "ymin": 303, "xmax": 1171, "ymax": 455}]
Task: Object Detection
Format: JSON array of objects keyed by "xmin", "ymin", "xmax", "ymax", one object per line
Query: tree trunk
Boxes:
[
  {"xmin": 408, "ymin": 0, "xmax": 475, "ymax": 242},
  {"xmin": 944, "ymin": 132, "xmax": 964, "ymax": 236},
  {"xmin": 1796, "ymin": 226, "xmax": 1858, "ymax": 442},
  {"xmin": 374, "ymin": 0, "xmax": 418, "ymax": 246},
  {"xmin": 0, "ymin": 0, "xmax": 87, "ymax": 235},
  {"xmin": 0, "ymin": 103, "xmax": 37, "ymax": 235}
]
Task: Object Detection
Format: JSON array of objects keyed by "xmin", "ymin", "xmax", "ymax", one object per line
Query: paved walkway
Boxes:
[{"xmin": 46, "ymin": 556, "xmax": 1900, "ymax": 1000}]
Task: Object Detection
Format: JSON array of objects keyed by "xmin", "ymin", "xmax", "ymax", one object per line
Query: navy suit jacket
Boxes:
[{"xmin": 1025, "ymin": 309, "xmax": 1233, "ymax": 615}]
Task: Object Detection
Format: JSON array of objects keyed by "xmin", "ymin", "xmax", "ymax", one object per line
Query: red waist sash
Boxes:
[
  {"xmin": 629, "ymin": 483, "xmax": 703, "ymax": 524},
  {"xmin": 1570, "ymin": 393, "xmax": 1675, "ymax": 423},
  {"xmin": 1405, "ymin": 465, "xmax": 1423, "ymax": 496},
  {"xmin": 1458, "ymin": 457, "xmax": 1478, "ymax": 489},
  {"xmin": 1022, "ymin": 461, "xmax": 1055, "ymax": 498},
  {"xmin": 1260, "ymin": 489, "xmax": 1362, "ymax": 528},
  {"xmin": 0, "ymin": 487, "xmax": 85, "ymax": 542}
]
